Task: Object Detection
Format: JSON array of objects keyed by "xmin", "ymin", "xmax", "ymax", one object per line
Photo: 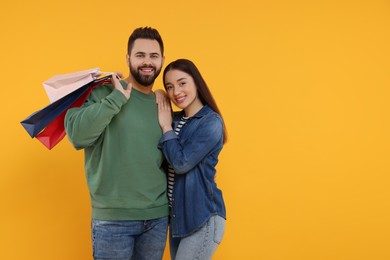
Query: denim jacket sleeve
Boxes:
[{"xmin": 159, "ymin": 113, "xmax": 223, "ymax": 174}]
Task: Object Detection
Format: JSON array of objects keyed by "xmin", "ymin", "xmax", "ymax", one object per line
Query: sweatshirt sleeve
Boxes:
[{"xmin": 64, "ymin": 87, "xmax": 128, "ymax": 149}]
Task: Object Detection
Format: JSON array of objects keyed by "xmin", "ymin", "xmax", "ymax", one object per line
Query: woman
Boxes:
[{"xmin": 157, "ymin": 59, "xmax": 227, "ymax": 260}]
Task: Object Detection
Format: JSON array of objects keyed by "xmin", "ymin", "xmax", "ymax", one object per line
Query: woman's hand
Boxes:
[
  {"xmin": 111, "ymin": 72, "xmax": 132, "ymax": 100},
  {"xmin": 157, "ymin": 92, "xmax": 173, "ymax": 133},
  {"xmin": 155, "ymin": 89, "xmax": 167, "ymax": 104}
]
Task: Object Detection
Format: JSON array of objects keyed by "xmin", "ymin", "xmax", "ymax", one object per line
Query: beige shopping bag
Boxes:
[{"xmin": 43, "ymin": 68, "xmax": 101, "ymax": 103}]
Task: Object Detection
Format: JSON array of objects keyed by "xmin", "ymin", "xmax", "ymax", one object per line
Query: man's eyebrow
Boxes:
[{"xmin": 134, "ymin": 51, "xmax": 160, "ymax": 56}]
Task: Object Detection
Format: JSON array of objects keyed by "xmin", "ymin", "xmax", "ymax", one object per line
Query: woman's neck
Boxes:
[{"xmin": 184, "ymin": 99, "xmax": 204, "ymax": 117}]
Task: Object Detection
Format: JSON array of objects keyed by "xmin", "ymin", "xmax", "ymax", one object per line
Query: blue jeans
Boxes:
[
  {"xmin": 92, "ymin": 216, "xmax": 168, "ymax": 260},
  {"xmin": 170, "ymin": 215, "xmax": 226, "ymax": 260}
]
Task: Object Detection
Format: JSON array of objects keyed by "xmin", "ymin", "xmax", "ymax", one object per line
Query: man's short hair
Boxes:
[{"xmin": 127, "ymin": 27, "xmax": 164, "ymax": 56}]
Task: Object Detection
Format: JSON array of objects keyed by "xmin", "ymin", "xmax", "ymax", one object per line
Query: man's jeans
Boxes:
[
  {"xmin": 169, "ymin": 215, "xmax": 225, "ymax": 260},
  {"xmin": 92, "ymin": 216, "xmax": 168, "ymax": 260}
]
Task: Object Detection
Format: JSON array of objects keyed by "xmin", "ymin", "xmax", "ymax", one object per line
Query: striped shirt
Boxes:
[{"xmin": 167, "ymin": 116, "xmax": 189, "ymax": 207}]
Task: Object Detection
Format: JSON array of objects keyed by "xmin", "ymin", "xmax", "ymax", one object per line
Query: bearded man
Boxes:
[{"xmin": 65, "ymin": 27, "xmax": 168, "ymax": 260}]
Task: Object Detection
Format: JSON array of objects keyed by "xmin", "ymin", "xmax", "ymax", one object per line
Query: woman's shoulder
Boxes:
[
  {"xmin": 199, "ymin": 106, "xmax": 222, "ymax": 121},
  {"xmin": 197, "ymin": 107, "xmax": 223, "ymax": 133}
]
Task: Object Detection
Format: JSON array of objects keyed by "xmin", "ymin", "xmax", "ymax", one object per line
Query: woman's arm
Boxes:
[{"xmin": 160, "ymin": 114, "xmax": 223, "ymax": 174}]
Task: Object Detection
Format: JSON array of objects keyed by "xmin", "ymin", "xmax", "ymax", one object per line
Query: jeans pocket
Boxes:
[{"xmin": 213, "ymin": 215, "xmax": 226, "ymax": 244}]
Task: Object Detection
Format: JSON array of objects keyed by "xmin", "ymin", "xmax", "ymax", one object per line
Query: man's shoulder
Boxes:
[{"xmin": 86, "ymin": 84, "xmax": 113, "ymax": 100}]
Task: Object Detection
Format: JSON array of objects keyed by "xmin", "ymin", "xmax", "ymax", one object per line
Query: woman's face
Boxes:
[{"xmin": 164, "ymin": 69, "xmax": 202, "ymax": 115}]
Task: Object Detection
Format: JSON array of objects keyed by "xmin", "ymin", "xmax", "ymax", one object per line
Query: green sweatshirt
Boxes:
[{"xmin": 64, "ymin": 81, "xmax": 168, "ymax": 220}]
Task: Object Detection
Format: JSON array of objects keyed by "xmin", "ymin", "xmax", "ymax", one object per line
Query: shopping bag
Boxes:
[
  {"xmin": 20, "ymin": 75, "xmax": 112, "ymax": 138},
  {"xmin": 21, "ymin": 83, "xmax": 91, "ymax": 138},
  {"xmin": 35, "ymin": 77, "xmax": 111, "ymax": 149},
  {"xmin": 43, "ymin": 68, "xmax": 101, "ymax": 103}
]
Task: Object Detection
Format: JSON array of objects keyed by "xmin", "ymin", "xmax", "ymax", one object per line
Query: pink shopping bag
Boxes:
[{"xmin": 43, "ymin": 68, "xmax": 101, "ymax": 103}]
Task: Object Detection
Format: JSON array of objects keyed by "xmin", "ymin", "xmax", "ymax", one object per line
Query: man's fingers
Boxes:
[
  {"xmin": 126, "ymin": 82, "xmax": 132, "ymax": 92},
  {"xmin": 114, "ymin": 72, "xmax": 123, "ymax": 78}
]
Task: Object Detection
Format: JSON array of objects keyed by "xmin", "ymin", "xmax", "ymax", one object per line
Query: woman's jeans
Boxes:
[
  {"xmin": 92, "ymin": 216, "xmax": 168, "ymax": 260},
  {"xmin": 170, "ymin": 215, "xmax": 226, "ymax": 260}
]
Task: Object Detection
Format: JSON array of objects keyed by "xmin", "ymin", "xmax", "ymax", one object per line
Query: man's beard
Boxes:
[{"xmin": 130, "ymin": 64, "xmax": 162, "ymax": 87}]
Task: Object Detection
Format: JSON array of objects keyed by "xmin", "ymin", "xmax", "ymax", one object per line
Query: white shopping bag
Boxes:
[{"xmin": 43, "ymin": 68, "xmax": 101, "ymax": 103}]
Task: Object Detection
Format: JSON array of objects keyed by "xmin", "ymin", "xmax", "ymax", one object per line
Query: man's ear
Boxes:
[
  {"xmin": 126, "ymin": 54, "xmax": 130, "ymax": 66},
  {"xmin": 162, "ymin": 56, "xmax": 165, "ymax": 67}
]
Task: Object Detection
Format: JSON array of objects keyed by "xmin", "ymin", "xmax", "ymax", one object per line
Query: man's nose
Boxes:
[{"xmin": 143, "ymin": 57, "xmax": 152, "ymax": 65}]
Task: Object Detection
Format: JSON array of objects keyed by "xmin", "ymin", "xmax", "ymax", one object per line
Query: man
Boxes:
[{"xmin": 65, "ymin": 27, "xmax": 168, "ymax": 260}]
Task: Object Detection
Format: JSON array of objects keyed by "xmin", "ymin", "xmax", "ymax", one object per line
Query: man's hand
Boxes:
[{"xmin": 112, "ymin": 72, "xmax": 132, "ymax": 100}]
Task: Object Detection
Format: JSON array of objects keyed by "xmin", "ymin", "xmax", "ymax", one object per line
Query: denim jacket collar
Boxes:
[{"xmin": 174, "ymin": 104, "xmax": 213, "ymax": 120}]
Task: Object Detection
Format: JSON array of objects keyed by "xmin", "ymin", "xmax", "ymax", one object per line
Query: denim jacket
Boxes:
[{"xmin": 159, "ymin": 105, "xmax": 226, "ymax": 238}]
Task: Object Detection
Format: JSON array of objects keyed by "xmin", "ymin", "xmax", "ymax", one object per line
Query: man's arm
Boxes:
[{"xmin": 65, "ymin": 75, "xmax": 132, "ymax": 149}]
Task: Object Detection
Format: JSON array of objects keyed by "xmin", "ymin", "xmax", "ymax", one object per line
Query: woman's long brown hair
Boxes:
[{"xmin": 163, "ymin": 59, "xmax": 228, "ymax": 144}]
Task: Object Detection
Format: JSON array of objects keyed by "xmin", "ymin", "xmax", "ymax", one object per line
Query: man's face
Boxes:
[{"xmin": 127, "ymin": 39, "xmax": 164, "ymax": 87}]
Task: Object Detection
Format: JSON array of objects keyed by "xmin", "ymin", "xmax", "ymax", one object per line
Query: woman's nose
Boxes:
[{"xmin": 173, "ymin": 86, "xmax": 181, "ymax": 95}]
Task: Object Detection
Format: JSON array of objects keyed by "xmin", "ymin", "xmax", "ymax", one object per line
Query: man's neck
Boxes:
[{"xmin": 124, "ymin": 77, "xmax": 153, "ymax": 95}]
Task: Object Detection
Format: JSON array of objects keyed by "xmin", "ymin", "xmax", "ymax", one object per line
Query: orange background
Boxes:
[{"xmin": 1, "ymin": 0, "xmax": 389, "ymax": 259}]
